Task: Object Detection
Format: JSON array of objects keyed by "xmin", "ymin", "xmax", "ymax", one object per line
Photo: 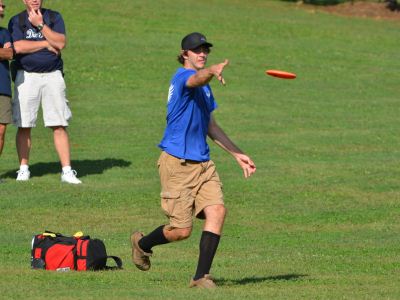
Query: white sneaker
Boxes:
[
  {"xmin": 61, "ymin": 169, "xmax": 82, "ymax": 184},
  {"xmin": 16, "ymin": 169, "xmax": 31, "ymax": 181}
]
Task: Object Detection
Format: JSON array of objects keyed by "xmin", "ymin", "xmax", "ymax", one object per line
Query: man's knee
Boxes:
[
  {"xmin": 166, "ymin": 226, "xmax": 192, "ymax": 241},
  {"xmin": 51, "ymin": 126, "xmax": 67, "ymax": 132},
  {"xmin": 176, "ymin": 227, "xmax": 192, "ymax": 240},
  {"xmin": 17, "ymin": 127, "xmax": 31, "ymax": 138},
  {"xmin": 18, "ymin": 127, "xmax": 30, "ymax": 133},
  {"xmin": 206, "ymin": 204, "xmax": 227, "ymax": 219}
]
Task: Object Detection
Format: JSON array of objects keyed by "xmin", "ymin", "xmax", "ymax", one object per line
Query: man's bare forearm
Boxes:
[
  {"xmin": 208, "ymin": 115, "xmax": 256, "ymax": 178},
  {"xmin": 186, "ymin": 68, "xmax": 214, "ymax": 88},
  {"xmin": 186, "ymin": 59, "xmax": 228, "ymax": 88},
  {"xmin": 13, "ymin": 40, "xmax": 49, "ymax": 54},
  {"xmin": 208, "ymin": 116, "xmax": 243, "ymax": 157},
  {"xmin": 41, "ymin": 25, "xmax": 66, "ymax": 50}
]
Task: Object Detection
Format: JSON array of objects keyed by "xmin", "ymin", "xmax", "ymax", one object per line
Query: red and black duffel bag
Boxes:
[{"xmin": 31, "ymin": 231, "xmax": 122, "ymax": 271}]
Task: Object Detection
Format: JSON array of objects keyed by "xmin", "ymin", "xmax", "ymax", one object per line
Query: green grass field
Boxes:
[{"xmin": 1, "ymin": 0, "xmax": 399, "ymax": 299}]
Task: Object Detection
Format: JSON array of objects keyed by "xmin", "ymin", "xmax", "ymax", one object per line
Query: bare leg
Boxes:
[
  {"xmin": 51, "ymin": 126, "xmax": 71, "ymax": 168},
  {"xmin": 202, "ymin": 204, "xmax": 226, "ymax": 235},
  {"xmin": 0, "ymin": 124, "xmax": 6, "ymax": 156},
  {"xmin": 16, "ymin": 127, "xmax": 32, "ymax": 165},
  {"xmin": 192, "ymin": 204, "xmax": 226, "ymax": 283},
  {"xmin": 162, "ymin": 204, "xmax": 226, "ymax": 241},
  {"xmin": 163, "ymin": 226, "xmax": 192, "ymax": 241}
]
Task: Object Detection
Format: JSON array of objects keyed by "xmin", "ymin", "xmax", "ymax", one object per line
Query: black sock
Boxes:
[
  {"xmin": 138, "ymin": 225, "xmax": 170, "ymax": 253},
  {"xmin": 193, "ymin": 231, "xmax": 221, "ymax": 280}
]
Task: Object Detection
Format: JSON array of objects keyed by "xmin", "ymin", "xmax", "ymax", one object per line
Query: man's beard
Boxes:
[{"xmin": 0, "ymin": 13, "xmax": 4, "ymax": 19}]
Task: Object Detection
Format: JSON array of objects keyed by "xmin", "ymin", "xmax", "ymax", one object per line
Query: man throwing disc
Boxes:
[{"xmin": 131, "ymin": 32, "xmax": 256, "ymax": 288}]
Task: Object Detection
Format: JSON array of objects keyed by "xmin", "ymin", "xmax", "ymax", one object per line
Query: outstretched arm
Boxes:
[
  {"xmin": 208, "ymin": 115, "xmax": 256, "ymax": 178},
  {"xmin": 186, "ymin": 59, "xmax": 229, "ymax": 88}
]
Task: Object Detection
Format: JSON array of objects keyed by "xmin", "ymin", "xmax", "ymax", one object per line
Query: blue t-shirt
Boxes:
[
  {"xmin": 0, "ymin": 27, "xmax": 11, "ymax": 96},
  {"xmin": 8, "ymin": 9, "xmax": 65, "ymax": 72},
  {"xmin": 158, "ymin": 68, "xmax": 218, "ymax": 162}
]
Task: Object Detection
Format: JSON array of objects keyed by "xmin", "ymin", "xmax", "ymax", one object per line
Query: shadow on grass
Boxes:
[
  {"xmin": 0, "ymin": 158, "xmax": 131, "ymax": 179},
  {"xmin": 215, "ymin": 273, "xmax": 309, "ymax": 286}
]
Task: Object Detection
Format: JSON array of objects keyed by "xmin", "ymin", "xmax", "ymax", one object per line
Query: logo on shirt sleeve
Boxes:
[
  {"xmin": 203, "ymin": 86, "xmax": 211, "ymax": 98},
  {"xmin": 167, "ymin": 84, "xmax": 174, "ymax": 103}
]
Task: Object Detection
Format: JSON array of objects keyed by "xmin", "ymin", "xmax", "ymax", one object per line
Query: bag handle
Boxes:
[{"xmin": 105, "ymin": 256, "xmax": 123, "ymax": 270}]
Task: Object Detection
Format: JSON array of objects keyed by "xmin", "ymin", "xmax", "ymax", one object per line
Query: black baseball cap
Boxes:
[{"xmin": 181, "ymin": 32, "xmax": 213, "ymax": 50}]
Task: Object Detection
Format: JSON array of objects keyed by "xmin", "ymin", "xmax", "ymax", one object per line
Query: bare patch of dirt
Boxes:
[{"xmin": 299, "ymin": 1, "xmax": 400, "ymax": 21}]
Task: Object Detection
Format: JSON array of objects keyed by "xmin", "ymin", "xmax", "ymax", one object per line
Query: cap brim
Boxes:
[
  {"xmin": 202, "ymin": 42, "xmax": 213, "ymax": 48},
  {"xmin": 185, "ymin": 42, "xmax": 213, "ymax": 50}
]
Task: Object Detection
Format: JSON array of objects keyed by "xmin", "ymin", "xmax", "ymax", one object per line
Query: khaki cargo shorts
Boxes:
[
  {"xmin": 158, "ymin": 151, "xmax": 224, "ymax": 229},
  {"xmin": 0, "ymin": 95, "xmax": 12, "ymax": 124}
]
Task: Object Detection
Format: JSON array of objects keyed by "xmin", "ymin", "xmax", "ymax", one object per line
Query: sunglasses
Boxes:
[{"xmin": 0, "ymin": 5, "xmax": 5, "ymax": 9}]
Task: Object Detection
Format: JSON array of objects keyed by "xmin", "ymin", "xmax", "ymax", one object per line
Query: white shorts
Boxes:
[{"xmin": 12, "ymin": 70, "xmax": 72, "ymax": 128}]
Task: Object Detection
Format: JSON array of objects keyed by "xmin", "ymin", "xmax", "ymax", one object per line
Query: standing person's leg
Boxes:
[
  {"xmin": 51, "ymin": 125, "xmax": 80, "ymax": 184},
  {"xmin": 0, "ymin": 124, "xmax": 5, "ymax": 155},
  {"xmin": 42, "ymin": 71, "xmax": 80, "ymax": 184},
  {"xmin": 0, "ymin": 95, "xmax": 12, "ymax": 156},
  {"xmin": 13, "ymin": 71, "xmax": 41, "ymax": 181},
  {"xmin": 51, "ymin": 126, "xmax": 70, "ymax": 167},
  {"xmin": 0, "ymin": 124, "xmax": 6, "ymax": 183},
  {"xmin": 16, "ymin": 127, "xmax": 32, "ymax": 181},
  {"xmin": 16, "ymin": 127, "xmax": 31, "ymax": 165},
  {"xmin": 0, "ymin": 124, "xmax": 6, "ymax": 155},
  {"xmin": 51, "ymin": 126, "xmax": 80, "ymax": 183}
]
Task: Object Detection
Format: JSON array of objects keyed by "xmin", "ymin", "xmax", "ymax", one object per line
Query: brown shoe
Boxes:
[
  {"xmin": 189, "ymin": 274, "xmax": 217, "ymax": 288},
  {"xmin": 130, "ymin": 231, "xmax": 152, "ymax": 271}
]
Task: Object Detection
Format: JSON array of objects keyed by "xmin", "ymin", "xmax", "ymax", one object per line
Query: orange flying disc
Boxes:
[{"xmin": 266, "ymin": 69, "xmax": 296, "ymax": 79}]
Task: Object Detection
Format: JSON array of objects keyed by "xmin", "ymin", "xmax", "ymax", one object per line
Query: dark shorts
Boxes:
[{"xmin": 0, "ymin": 95, "xmax": 12, "ymax": 124}]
